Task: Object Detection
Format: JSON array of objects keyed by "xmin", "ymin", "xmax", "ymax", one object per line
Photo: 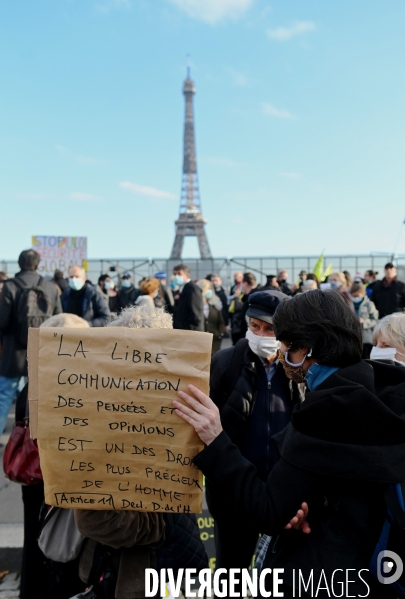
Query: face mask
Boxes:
[
  {"xmin": 205, "ymin": 290, "xmax": 213, "ymax": 299},
  {"xmin": 370, "ymin": 346, "xmax": 405, "ymax": 366},
  {"xmin": 278, "ymin": 349, "xmax": 310, "ymax": 383},
  {"xmin": 329, "ymin": 281, "xmax": 341, "ymax": 289},
  {"xmin": 69, "ymin": 278, "xmax": 84, "ymax": 291},
  {"xmin": 122, "ymin": 280, "xmax": 131, "ymax": 288},
  {"xmin": 104, "ymin": 282, "xmax": 112, "ymax": 290},
  {"xmin": 246, "ymin": 329, "xmax": 280, "ymax": 358},
  {"xmin": 350, "ymin": 296, "xmax": 363, "ymax": 304},
  {"xmin": 173, "ymin": 275, "xmax": 184, "ymax": 286},
  {"xmin": 170, "ymin": 280, "xmax": 178, "ymax": 290}
]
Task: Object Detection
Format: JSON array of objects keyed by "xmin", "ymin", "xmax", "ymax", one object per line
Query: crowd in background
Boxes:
[{"xmin": 1, "ymin": 250, "xmax": 405, "ymax": 598}]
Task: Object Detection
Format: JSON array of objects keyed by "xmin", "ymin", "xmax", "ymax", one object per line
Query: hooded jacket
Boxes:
[{"xmin": 194, "ymin": 360, "xmax": 405, "ymax": 597}]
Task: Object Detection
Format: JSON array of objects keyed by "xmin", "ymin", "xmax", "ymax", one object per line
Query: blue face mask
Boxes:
[
  {"xmin": 69, "ymin": 277, "xmax": 84, "ymax": 291},
  {"xmin": 329, "ymin": 281, "xmax": 341, "ymax": 289},
  {"xmin": 104, "ymin": 282, "xmax": 112, "ymax": 290},
  {"xmin": 173, "ymin": 275, "xmax": 184, "ymax": 286},
  {"xmin": 350, "ymin": 296, "xmax": 363, "ymax": 304},
  {"xmin": 205, "ymin": 290, "xmax": 213, "ymax": 299},
  {"xmin": 122, "ymin": 280, "xmax": 131, "ymax": 288}
]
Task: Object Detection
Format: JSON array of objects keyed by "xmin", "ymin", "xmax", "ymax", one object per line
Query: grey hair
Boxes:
[
  {"xmin": 40, "ymin": 313, "xmax": 90, "ymax": 328},
  {"xmin": 108, "ymin": 303, "xmax": 173, "ymax": 329},
  {"xmin": 372, "ymin": 313, "xmax": 405, "ymax": 348}
]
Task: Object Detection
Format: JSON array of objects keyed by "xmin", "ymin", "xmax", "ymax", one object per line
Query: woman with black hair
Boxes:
[{"xmin": 173, "ymin": 289, "xmax": 405, "ymax": 598}]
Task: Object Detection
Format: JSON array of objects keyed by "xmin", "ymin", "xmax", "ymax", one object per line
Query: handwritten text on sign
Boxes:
[{"xmin": 28, "ymin": 328, "xmax": 212, "ymax": 512}]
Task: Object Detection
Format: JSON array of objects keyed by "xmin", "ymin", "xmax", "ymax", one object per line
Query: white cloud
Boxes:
[
  {"xmin": 120, "ymin": 181, "xmax": 176, "ymax": 200},
  {"xmin": 204, "ymin": 156, "xmax": 247, "ymax": 168},
  {"xmin": 267, "ymin": 21, "xmax": 316, "ymax": 41},
  {"xmin": 262, "ymin": 103, "xmax": 295, "ymax": 119},
  {"xmin": 168, "ymin": 0, "xmax": 254, "ymax": 24},
  {"xmin": 280, "ymin": 172, "xmax": 301, "ymax": 179},
  {"xmin": 226, "ymin": 67, "xmax": 249, "ymax": 87},
  {"xmin": 55, "ymin": 145, "xmax": 100, "ymax": 165}
]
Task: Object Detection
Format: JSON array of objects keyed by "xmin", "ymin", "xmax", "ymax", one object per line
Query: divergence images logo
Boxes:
[{"xmin": 377, "ymin": 550, "xmax": 404, "ymax": 585}]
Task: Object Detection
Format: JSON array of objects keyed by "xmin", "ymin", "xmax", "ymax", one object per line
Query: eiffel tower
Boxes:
[{"xmin": 170, "ymin": 65, "xmax": 212, "ymax": 259}]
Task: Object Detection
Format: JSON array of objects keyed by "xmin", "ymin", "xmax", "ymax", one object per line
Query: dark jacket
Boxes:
[
  {"xmin": 214, "ymin": 285, "xmax": 229, "ymax": 324},
  {"xmin": 207, "ymin": 340, "xmax": 300, "ymax": 519},
  {"xmin": 75, "ymin": 510, "xmax": 165, "ymax": 599},
  {"xmin": 205, "ymin": 305, "xmax": 226, "ymax": 354},
  {"xmin": 154, "ymin": 283, "xmax": 175, "ymax": 314},
  {"xmin": 0, "ymin": 271, "xmax": 62, "ymax": 377},
  {"xmin": 118, "ymin": 285, "xmax": 140, "ymax": 309},
  {"xmin": 173, "ymin": 280, "xmax": 204, "ymax": 331},
  {"xmin": 371, "ymin": 277, "xmax": 405, "ymax": 318},
  {"xmin": 195, "ymin": 360, "xmax": 405, "ymax": 597},
  {"xmin": 61, "ymin": 282, "xmax": 110, "ymax": 327}
]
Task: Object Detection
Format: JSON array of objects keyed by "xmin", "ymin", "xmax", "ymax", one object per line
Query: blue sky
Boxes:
[{"xmin": 1, "ymin": 0, "xmax": 405, "ymax": 259}]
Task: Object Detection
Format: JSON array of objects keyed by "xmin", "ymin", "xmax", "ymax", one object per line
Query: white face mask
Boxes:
[
  {"xmin": 370, "ymin": 346, "xmax": 405, "ymax": 365},
  {"xmin": 246, "ymin": 329, "xmax": 280, "ymax": 358}
]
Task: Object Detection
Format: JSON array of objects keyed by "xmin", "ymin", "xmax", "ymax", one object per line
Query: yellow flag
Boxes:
[
  {"xmin": 322, "ymin": 263, "xmax": 333, "ymax": 281},
  {"xmin": 312, "ymin": 253, "xmax": 324, "ymax": 280}
]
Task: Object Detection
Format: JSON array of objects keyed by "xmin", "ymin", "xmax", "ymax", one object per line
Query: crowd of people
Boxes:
[{"xmin": 1, "ymin": 250, "xmax": 405, "ymax": 598}]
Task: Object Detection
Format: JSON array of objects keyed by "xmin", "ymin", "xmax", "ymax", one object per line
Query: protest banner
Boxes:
[
  {"xmin": 32, "ymin": 235, "xmax": 88, "ymax": 276},
  {"xmin": 28, "ymin": 327, "xmax": 212, "ymax": 513}
]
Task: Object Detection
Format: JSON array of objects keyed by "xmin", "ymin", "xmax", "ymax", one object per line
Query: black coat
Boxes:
[
  {"xmin": 214, "ymin": 286, "xmax": 229, "ymax": 324},
  {"xmin": 195, "ymin": 360, "xmax": 405, "ymax": 597},
  {"xmin": 0, "ymin": 271, "xmax": 62, "ymax": 377},
  {"xmin": 61, "ymin": 283, "xmax": 110, "ymax": 327},
  {"xmin": 118, "ymin": 285, "xmax": 140, "ymax": 310},
  {"xmin": 173, "ymin": 281, "xmax": 204, "ymax": 331},
  {"xmin": 371, "ymin": 278, "xmax": 405, "ymax": 318},
  {"xmin": 207, "ymin": 341, "xmax": 300, "ymax": 520}
]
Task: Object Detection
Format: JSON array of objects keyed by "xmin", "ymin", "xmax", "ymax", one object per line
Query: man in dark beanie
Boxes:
[{"xmin": 206, "ymin": 290, "xmax": 302, "ymax": 577}]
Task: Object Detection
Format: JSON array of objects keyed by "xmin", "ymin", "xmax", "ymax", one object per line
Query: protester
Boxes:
[
  {"xmin": 204, "ymin": 290, "xmax": 301, "ymax": 575},
  {"xmin": 276, "ymin": 270, "xmax": 292, "ymax": 295},
  {"xmin": 0, "ymin": 272, "xmax": 7, "ymax": 301},
  {"xmin": 261, "ymin": 274, "xmax": 279, "ymax": 291},
  {"xmin": 343, "ymin": 270, "xmax": 353, "ymax": 288},
  {"xmin": 174, "ymin": 289, "xmax": 405, "ymax": 598},
  {"xmin": 153, "ymin": 271, "xmax": 175, "ymax": 314},
  {"xmin": 61, "ymin": 265, "xmax": 110, "ymax": 327},
  {"xmin": 229, "ymin": 272, "xmax": 258, "ymax": 344},
  {"xmin": 0, "ymin": 250, "xmax": 62, "ymax": 436},
  {"xmin": 327, "ymin": 271, "xmax": 352, "ymax": 306},
  {"xmin": 172, "ymin": 263, "xmax": 204, "ymax": 331},
  {"xmin": 98, "ymin": 273, "xmax": 120, "ymax": 313},
  {"xmin": 51, "ymin": 269, "xmax": 69, "ymax": 294},
  {"xmin": 306, "ymin": 272, "xmax": 320, "ymax": 288},
  {"xmin": 118, "ymin": 271, "xmax": 140, "ymax": 309},
  {"xmin": 135, "ymin": 276, "xmax": 160, "ymax": 308},
  {"xmin": 371, "ymin": 312, "xmax": 405, "ymax": 365},
  {"xmin": 230, "ymin": 271, "xmax": 243, "ymax": 295},
  {"xmin": 196, "ymin": 279, "xmax": 225, "ymax": 354},
  {"xmin": 74, "ymin": 303, "xmax": 173, "ymax": 599},
  {"xmin": 364, "ymin": 269, "xmax": 379, "ymax": 298},
  {"xmin": 210, "ymin": 273, "xmax": 229, "ymax": 325},
  {"xmin": 17, "ymin": 313, "xmax": 90, "ymax": 599},
  {"xmin": 349, "ymin": 282, "xmax": 379, "ymax": 358},
  {"xmin": 302, "ymin": 279, "xmax": 317, "ymax": 292},
  {"xmin": 370, "ymin": 262, "xmax": 405, "ymax": 318}
]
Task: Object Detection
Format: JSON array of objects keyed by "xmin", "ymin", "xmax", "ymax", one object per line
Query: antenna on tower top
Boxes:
[{"xmin": 186, "ymin": 53, "xmax": 191, "ymax": 77}]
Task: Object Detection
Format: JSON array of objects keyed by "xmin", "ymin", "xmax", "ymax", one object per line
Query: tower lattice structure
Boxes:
[{"xmin": 170, "ymin": 67, "xmax": 212, "ymax": 259}]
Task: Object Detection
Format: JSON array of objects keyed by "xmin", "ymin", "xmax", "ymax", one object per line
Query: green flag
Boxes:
[{"xmin": 312, "ymin": 252, "xmax": 324, "ymax": 280}]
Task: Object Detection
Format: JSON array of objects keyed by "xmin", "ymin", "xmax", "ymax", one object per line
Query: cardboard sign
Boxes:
[
  {"xmin": 32, "ymin": 235, "xmax": 88, "ymax": 276},
  {"xmin": 28, "ymin": 327, "xmax": 212, "ymax": 513}
]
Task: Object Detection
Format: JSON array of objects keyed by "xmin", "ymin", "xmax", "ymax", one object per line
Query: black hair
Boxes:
[
  {"xmin": 243, "ymin": 272, "xmax": 256, "ymax": 286},
  {"xmin": 365, "ymin": 269, "xmax": 378, "ymax": 277},
  {"xmin": 173, "ymin": 263, "xmax": 190, "ymax": 276},
  {"xmin": 385, "ymin": 262, "xmax": 395, "ymax": 270},
  {"xmin": 273, "ymin": 289, "xmax": 362, "ymax": 367},
  {"xmin": 98, "ymin": 274, "xmax": 110, "ymax": 285},
  {"xmin": 18, "ymin": 249, "xmax": 40, "ymax": 271}
]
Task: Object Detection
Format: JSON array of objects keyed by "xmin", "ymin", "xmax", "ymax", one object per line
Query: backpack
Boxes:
[
  {"xmin": 12, "ymin": 277, "xmax": 53, "ymax": 346},
  {"xmin": 369, "ymin": 482, "xmax": 405, "ymax": 595}
]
